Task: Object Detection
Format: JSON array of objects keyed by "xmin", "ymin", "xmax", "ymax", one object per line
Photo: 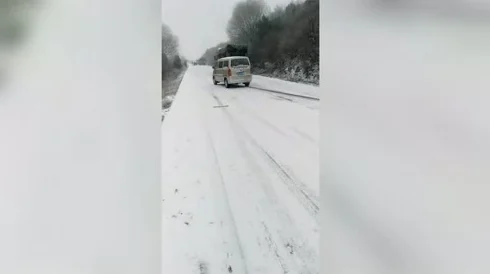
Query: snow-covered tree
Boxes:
[
  {"xmin": 226, "ymin": 0, "xmax": 268, "ymax": 45},
  {"xmin": 161, "ymin": 23, "xmax": 179, "ymax": 58}
]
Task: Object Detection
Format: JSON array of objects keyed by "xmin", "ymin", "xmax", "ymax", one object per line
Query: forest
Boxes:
[{"xmin": 198, "ymin": 0, "xmax": 319, "ymax": 85}]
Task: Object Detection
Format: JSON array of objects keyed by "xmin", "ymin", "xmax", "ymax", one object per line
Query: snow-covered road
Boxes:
[{"xmin": 161, "ymin": 66, "xmax": 319, "ymax": 274}]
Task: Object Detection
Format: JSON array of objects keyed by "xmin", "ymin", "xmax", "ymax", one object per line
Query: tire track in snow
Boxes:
[
  {"xmin": 243, "ymin": 86, "xmax": 319, "ymax": 110},
  {"xmin": 225, "ymin": 91, "xmax": 318, "ymax": 156},
  {"xmin": 261, "ymin": 222, "xmax": 290, "ymax": 274},
  {"xmin": 237, "ymin": 107, "xmax": 289, "ymax": 139},
  {"xmin": 210, "ymin": 92, "xmax": 318, "ymax": 274},
  {"xmin": 206, "ymin": 125, "xmax": 249, "ymax": 274},
  {"xmin": 248, "ymin": 86, "xmax": 319, "ymax": 101},
  {"xmin": 231, "ymin": 133, "xmax": 317, "ymax": 274},
  {"xmin": 259, "ymin": 148, "xmax": 320, "ymax": 218},
  {"xmin": 291, "ymin": 127, "xmax": 317, "ymax": 145},
  {"xmin": 212, "ymin": 93, "xmax": 319, "ymax": 221}
]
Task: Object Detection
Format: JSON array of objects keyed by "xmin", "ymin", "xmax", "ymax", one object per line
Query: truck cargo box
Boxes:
[{"xmin": 214, "ymin": 44, "xmax": 248, "ymax": 60}]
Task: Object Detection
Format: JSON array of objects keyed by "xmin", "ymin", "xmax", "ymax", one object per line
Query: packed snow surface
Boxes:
[{"xmin": 161, "ymin": 66, "xmax": 319, "ymax": 274}]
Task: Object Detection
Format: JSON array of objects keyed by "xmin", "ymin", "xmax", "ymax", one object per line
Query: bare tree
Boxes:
[
  {"xmin": 161, "ymin": 23, "xmax": 179, "ymax": 58},
  {"xmin": 226, "ymin": 0, "xmax": 269, "ymax": 44}
]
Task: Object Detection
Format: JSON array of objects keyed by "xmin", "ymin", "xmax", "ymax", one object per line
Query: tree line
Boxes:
[
  {"xmin": 198, "ymin": 0, "xmax": 319, "ymax": 85},
  {"xmin": 162, "ymin": 22, "xmax": 187, "ymax": 80}
]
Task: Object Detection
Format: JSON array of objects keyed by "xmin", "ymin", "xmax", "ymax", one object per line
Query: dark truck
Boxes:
[{"xmin": 214, "ymin": 44, "xmax": 248, "ymax": 60}]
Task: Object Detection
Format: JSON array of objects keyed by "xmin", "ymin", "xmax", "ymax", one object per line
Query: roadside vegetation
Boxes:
[
  {"xmin": 197, "ymin": 0, "xmax": 319, "ymax": 85},
  {"xmin": 162, "ymin": 22, "xmax": 188, "ymax": 121}
]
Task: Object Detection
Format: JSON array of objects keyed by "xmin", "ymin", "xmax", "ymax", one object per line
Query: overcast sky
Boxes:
[{"xmin": 162, "ymin": 0, "xmax": 295, "ymax": 60}]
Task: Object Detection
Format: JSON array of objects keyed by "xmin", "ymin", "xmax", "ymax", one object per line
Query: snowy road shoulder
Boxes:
[{"xmin": 250, "ymin": 75, "xmax": 320, "ymax": 100}]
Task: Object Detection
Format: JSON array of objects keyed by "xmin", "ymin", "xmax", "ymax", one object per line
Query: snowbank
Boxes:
[{"xmin": 161, "ymin": 68, "xmax": 186, "ymax": 121}]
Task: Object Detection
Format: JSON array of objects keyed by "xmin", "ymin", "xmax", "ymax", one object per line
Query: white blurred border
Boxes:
[
  {"xmin": 321, "ymin": 0, "xmax": 490, "ymax": 273},
  {"xmin": 0, "ymin": 0, "xmax": 161, "ymax": 273}
]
